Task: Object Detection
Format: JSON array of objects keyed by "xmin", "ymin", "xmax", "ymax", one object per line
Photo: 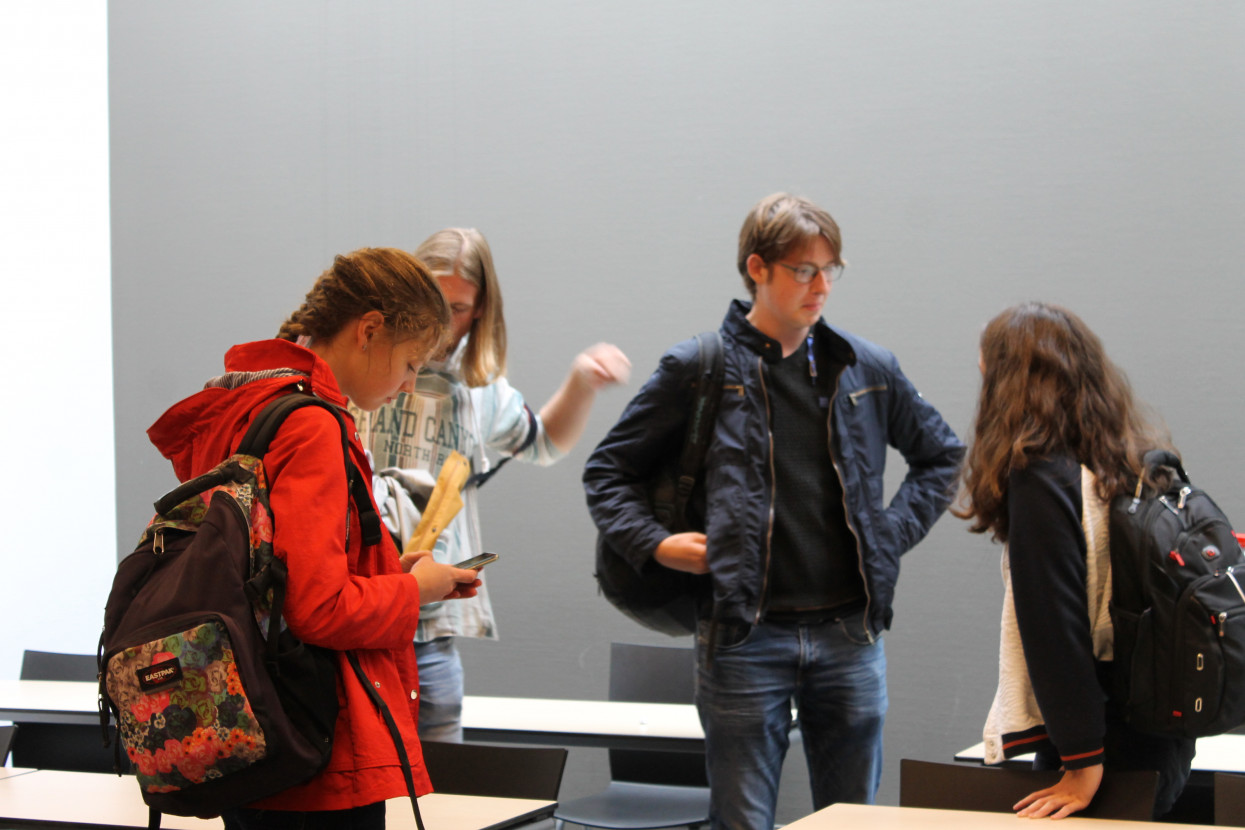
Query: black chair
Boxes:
[
  {"xmin": 20, "ymin": 650, "xmax": 98, "ymax": 681},
  {"xmin": 553, "ymin": 643, "xmax": 710, "ymax": 830},
  {"xmin": 12, "ymin": 649, "xmax": 123, "ymax": 773},
  {"xmin": 899, "ymin": 759, "xmax": 1158, "ymax": 821},
  {"xmin": 1215, "ymin": 772, "xmax": 1245, "ymax": 826},
  {"xmin": 421, "ymin": 740, "xmax": 567, "ymax": 801},
  {"xmin": 0, "ymin": 724, "xmax": 15, "ymax": 765}
]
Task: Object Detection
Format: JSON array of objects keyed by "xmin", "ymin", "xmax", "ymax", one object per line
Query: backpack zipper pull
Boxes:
[
  {"xmin": 1220, "ymin": 612, "xmax": 1229, "ymax": 637},
  {"xmin": 1177, "ymin": 486, "xmax": 1192, "ymax": 510},
  {"xmin": 1227, "ymin": 567, "xmax": 1245, "ymax": 604},
  {"xmin": 1127, "ymin": 477, "xmax": 1145, "ymax": 514}
]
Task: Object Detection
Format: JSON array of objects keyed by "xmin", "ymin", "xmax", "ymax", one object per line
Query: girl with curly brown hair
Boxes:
[{"xmin": 957, "ymin": 301, "xmax": 1194, "ymax": 819}]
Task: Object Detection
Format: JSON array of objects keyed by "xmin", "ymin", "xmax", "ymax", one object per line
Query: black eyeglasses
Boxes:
[{"xmin": 775, "ymin": 261, "xmax": 844, "ymax": 284}]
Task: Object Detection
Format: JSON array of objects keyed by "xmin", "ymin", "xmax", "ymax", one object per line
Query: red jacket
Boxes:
[{"xmin": 148, "ymin": 339, "xmax": 431, "ymax": 810}]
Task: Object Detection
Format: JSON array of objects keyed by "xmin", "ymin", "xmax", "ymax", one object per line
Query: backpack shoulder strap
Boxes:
[
  {"xmin": 235, "ymin": 390, "xmax": 334, "ymax": 457},
  {"xmin": 346, "ymin": 652, "xmax": 426, "ymax": 830},
  {"xmin": 466, "ymin": 403, "xmax": 539, "ymax": 489},
  {"xmin": 671, "ymin": 331, "xmax": 725, "ymax": 516},
  {"xmin": 235, "ymin": 390, "xmax": 382, "ymax": 546}
]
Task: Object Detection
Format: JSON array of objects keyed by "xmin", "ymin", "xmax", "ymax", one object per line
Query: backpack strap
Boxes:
[
  {"xmin": 1127, "ymin": 449, "xmax": 1190, "ymax": 511},
  {"xmin": 1141, "ymin": 448, "xmax": 1189, "ymax": 484},
  {"xmin": 466, "ymin": 403, "xmax": 539, "ymax": 489},
  {"xmin": 656, "ymin": 331, "xmax": 725, "ymax": 530},
  {"xmin": 234, "ymin": 390, "xmax": 383, "ymax": 546},
  {"xmin": 150, "ymin": 389, "xmax": 382, "ymax": 547},
  {"xmin": 346, "ymin": 652, "xmax": 426, "ymax": 830}
]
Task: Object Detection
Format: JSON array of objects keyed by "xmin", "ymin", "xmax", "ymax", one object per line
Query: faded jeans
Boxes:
[
  {"xmin": 413, "ymin": 637, "xmax": 464, "ymax": 742},
  {"xmin": 695, "ymin": 613, "xmax": 887, "ymax": 830}
]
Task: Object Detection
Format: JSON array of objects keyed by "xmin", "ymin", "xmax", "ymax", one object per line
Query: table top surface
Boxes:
[
  {"xmin": 461, "ymin": 693, "xmax": 703, "ymax": 739},
  {"xmin": 956, "ymin": 734, "xmax": 1245, "ymax": 774},
  {"xmin": 0, "ymin": 679, "xmax": 98, "ymax": 717},
  {"xmin": 0, "ymin": 679, "xmax": 704, "ymax": 740},
  {"xmin": 0, "ymin": 769, "xmax": 553, "ymax": 830},
  {"xmin": 0, "ymin": 766, "xmax": 36, "ymax": 780},
  {"xmin": 785, "ymin": 802, "xmax": 1215, "ymax": 829}
]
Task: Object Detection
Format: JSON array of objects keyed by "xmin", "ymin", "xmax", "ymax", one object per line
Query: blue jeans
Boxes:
[
  {"xmin": 695, "ymin": 614, "xmax": 887, "ymax": 830},
  {"xmin": 414, "ymin": 637, "xmax": 465, "ymax": 742}
]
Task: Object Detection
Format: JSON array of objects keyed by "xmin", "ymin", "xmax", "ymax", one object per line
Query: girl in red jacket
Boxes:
[{"xmin": 148, "ymin": 247, "xmax": 482, "ymax": 829}]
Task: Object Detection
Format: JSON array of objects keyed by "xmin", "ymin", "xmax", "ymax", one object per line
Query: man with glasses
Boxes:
[{"xmin": 584, "ymin": 193, "xmax": 964, "ymax": 830}]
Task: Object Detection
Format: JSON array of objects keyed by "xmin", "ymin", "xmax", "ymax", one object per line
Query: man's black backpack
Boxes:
[
  {"xmin": 99, "ymin": 391, "xmax": 422, "ymax": 822},
  {"xmin": 593, "ymin": 332, "xmax": 723, "ymax": 637},
  {"xmin": 1108, "ymin": 449, "xmax": 1245, "ymax": 738}
]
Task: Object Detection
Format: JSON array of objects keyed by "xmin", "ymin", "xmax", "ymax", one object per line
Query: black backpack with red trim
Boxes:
[{"xmin": 1108, "ymin": 449, "xmax": 1245, "ymax": 737}]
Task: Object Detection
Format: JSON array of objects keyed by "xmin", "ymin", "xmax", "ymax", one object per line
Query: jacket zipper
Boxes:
[
  {"xmin": 829, "ymin": 369, "xmax": 876, "ymax": 643},
  {"xmin": 754, "ymin": 355, "xmax": 778, "ymax": 624},
  {"xmin": 848, "ymin": 385, "xmax": 887, "ymax": 406}
]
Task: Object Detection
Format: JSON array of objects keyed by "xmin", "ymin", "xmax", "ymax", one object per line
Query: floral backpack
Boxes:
[{"xmin": 99, "ymin": 389, "xmax": 420, "ymax": 823}]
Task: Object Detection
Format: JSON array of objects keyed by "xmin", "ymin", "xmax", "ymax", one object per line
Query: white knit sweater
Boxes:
[{"xmin": 982, "ymin": 465, "xmax": 1114, "ymax": 763}]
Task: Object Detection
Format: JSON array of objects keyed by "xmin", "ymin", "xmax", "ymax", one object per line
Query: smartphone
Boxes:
[{"xmin": 453, "ymin": 552, "xmax": 499, "ymax": 570}]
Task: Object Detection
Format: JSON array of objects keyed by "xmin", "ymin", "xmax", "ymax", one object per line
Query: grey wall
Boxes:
[{"xmin": 110, "ymin": 2, "xmax": 1245, "ymax": 821}]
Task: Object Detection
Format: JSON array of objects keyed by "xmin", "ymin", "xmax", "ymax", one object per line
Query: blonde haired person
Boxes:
[{"xmin": 355, "ymin": 228, "xmax": 630, "ymax": 740}]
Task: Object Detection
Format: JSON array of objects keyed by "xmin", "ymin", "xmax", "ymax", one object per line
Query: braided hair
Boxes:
[{"xmin": 277, "ymin": 247, "xmax": 450, "ymax": 354}]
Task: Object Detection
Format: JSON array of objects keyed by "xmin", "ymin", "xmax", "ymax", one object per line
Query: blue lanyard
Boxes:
[{"xmin": 806, "ymin": 333, "xmax": 817, "ymax": 384}]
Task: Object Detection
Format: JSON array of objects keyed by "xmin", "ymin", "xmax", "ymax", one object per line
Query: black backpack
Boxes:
[
  {"xmin": 99, "ymin": 390, "xmax": 423, "ymax": 823},
  {"xmin": 1108, "ymin": 449, "xmax": 1245, "ymax": 738},
  {"xmin": 593, "ymin": 332, "xmax": 723, "ymax": 636}
]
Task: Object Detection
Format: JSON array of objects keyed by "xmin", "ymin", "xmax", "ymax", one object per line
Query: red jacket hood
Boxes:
[{"xmin": 148, "ymin": 339, "xmax": 352, "ymax": 482}]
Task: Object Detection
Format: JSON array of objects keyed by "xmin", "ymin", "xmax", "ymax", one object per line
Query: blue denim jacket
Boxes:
[{"xmin": 584, "ymin": 300, "xmax": 965, "ymax": 639}]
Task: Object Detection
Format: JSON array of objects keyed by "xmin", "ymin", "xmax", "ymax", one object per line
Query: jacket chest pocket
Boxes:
[{"xmin": 845, "ymin": 384, "xmax": 888, "ymax": 407}]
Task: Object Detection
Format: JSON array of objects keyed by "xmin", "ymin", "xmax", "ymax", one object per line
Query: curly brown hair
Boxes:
[
  {"xmin": 955, "ymin": 301, "xmax": 1172, "ymax": 542},
  {"xmin": 276, "ymin": 247, "xmax": 450, "ymax": 357}
]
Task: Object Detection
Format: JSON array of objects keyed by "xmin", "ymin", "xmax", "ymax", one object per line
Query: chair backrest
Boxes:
[
  {"xmin": 607, "ymin": 643, "xmax": 707, "ymax": 788},
  {"xmin": 420, "ymin": 740, "xmax": 567, "ymax": 801},
  {"xmin": 13, "ymin": 649, "xmax": 120, "ymax": 773},
  {"xmin": 608, "ymin": 642, "xmax": 697, "ymax": 705},
  {"xmin": 1215, "ymin": 772, "xmax": 1245, "ymax": 826},
  {"xmin": 899, "ymin": 759, "xmax": 1157, "ymax": 822},
  {"xmin": 20, "ymin": 650, "xmax": 98, "ymax": 681},
  {"xmin": 0, "ymin": 724, "xmax": 15, "ymax": 765}
]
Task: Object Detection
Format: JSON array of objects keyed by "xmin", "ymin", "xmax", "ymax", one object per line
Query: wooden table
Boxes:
[
  {"xmin": 0, "ymin": 766, "xmax": 35, "ymax": 780},
  {"xmin": 0, "ymin": 679, "xmax": 102, "ymax": 726},
  {"xmin": 461, "ymin": 694, "xmax": 703, "ymax": 751},
  {"xmin": 956, "ymin": 734, "xmax": 1245, "ymax": 774},
  {"xmin": 0, "ymin": 769, "xmax": 554, "ymax": 830},
  {"xmin": 0, "ymin": 680, "xmax": 705, "ymax": 752},
  {"xmin": 784, "ymin": 802, "xmax": 1214, "ymax": 829}
]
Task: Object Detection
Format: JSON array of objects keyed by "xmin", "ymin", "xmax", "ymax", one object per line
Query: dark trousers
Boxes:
[{"xmin": 222, "ymin": 801, "xmax": 385, "ymax": 830}]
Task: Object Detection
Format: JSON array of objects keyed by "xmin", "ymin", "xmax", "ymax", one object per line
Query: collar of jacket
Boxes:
[
  {"xmin": 148, "ymin": 339, "xmax": 351, "ymax": 482},
  {"xmin": 221, "ymin": 339, "xmax": 349, "ymax": 407},
  {"xmin": 723, "ymin": 299, "xmax": 857, "ymax": 367}
]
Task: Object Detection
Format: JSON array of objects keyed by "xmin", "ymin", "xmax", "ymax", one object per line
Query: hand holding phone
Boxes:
[{"xmin": 453, "ymin": 552, "xmax": 499, "ymax": 570}]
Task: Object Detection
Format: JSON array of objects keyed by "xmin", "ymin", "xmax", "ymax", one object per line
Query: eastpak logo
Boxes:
[{"xmin": 137, "ymin": 656, "xmax": 183, "ymax": 692}]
